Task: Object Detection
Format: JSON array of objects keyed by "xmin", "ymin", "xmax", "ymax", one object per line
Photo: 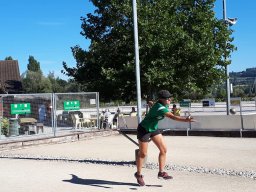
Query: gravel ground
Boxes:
[{"xmin": 0, "ymin": 135, "xmax": 256, "ymax": 191}]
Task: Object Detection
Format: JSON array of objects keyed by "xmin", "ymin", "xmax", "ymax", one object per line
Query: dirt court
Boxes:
[{"xmin": 0, "ymin": 135, "xmax": 255, "ymax": 192}]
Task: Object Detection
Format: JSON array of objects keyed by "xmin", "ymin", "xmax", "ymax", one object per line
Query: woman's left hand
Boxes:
[{"xmin": 186, "ymin": 116, "xmax": 196, "ymax": 122}]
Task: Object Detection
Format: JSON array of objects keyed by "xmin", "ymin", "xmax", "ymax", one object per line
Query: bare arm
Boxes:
[{"xmin": 165, "ymin": 111, "xmax": 195, "ymax": 122}]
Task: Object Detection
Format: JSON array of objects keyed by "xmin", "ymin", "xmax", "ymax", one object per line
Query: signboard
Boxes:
[
  {"xmin": 230, "ymin": 97, "xmax": 241, "ymax": 106},
  {"xmin": 63, "ymin": 100, "xmax": 80, "ymax": 110},
  {"xmin": 179, "ymin": 101, "xmax": 191, "ymax": 107},
  {"xmin": 202, "ymin": 99, "xmax": 215, "ymax": 107},
  {"xmin": 90, "ymin": 99, "xmax": 96, "ymax": 105},
  {"xmin": 11, "ymin": 103, "xmax": 31, "ymax": 114}
]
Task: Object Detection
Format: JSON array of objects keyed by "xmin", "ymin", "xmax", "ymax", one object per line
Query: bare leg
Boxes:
[
  {"xmin": 151, "ymin": 134, "xmax": 167, "ymax": 172},
  {"xmin": 136, "ymin": 140, "xmax": 148, "ymax": 175}
]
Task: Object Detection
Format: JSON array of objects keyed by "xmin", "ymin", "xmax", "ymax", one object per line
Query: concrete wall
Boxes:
[{"xmin": 119, "ymin": 114, "xmax": 256, "ymax": 131}]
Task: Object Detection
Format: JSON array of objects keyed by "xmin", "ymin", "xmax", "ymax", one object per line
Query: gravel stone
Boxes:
[{"xmin": 1, "ymin": 153, "xmax": 255, "ymax": 180}]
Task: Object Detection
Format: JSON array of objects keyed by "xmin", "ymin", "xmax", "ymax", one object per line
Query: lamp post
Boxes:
[
  {"xmin": 222, "ymin": 0, "xmax": 237, "ymax": 115},
  {"xmin": 132, "ymin": 0, "xmax": 142, "ymax": 123}
]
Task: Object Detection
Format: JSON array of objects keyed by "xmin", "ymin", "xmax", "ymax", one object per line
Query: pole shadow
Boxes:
[{"xmin": 63, "ymin": 174, "xmax": 162, "ymax": 189}]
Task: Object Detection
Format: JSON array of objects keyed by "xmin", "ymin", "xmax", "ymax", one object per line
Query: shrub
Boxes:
[{"xmin": 1, "ymin": 118, "xmax": 9, "ymax": 136}]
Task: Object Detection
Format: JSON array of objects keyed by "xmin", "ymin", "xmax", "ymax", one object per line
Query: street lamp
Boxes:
[
  {"xmin": 132, "ymin": 0, "xmax": 142, "ymax": 123},
  {"xmin": 222, "ymin": 0, "xmax": 237, "ymax": 115},
  {"xmin": 226, "ymin": 18, "xmax": 237, "ymax": 25}
]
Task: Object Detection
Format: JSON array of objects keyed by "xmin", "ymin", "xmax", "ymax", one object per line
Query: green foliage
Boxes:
[
  {"xmin": 21, "ymin": 56, "xmax": 73, "ymax": 93},
  {"xmin": 62, "ymin": 0, "xmax": 236, "ymax": 101},
  {"xmin": 27, "ymin": 55, "xmax": 42, "ymax": 73},
  {"xmin": 233, "ymin": 86, "xmax": 246, "ymax": 98},
  {"xmin": 47, "ymin": 72, "xmax": 82, "ymax": 93},
  {"xmin": 48, "ymin": 72, "xmax": 66, "ymax": 93},
  {"xmin": 21, "ymin": 70, "xmax": 78, "ymax": 93},
  {"xmin": 216, "ymin": 86, "xmax": 226, "ymax": 99},
  {"xmin": 5, "ymin": 56, "xmax": 13, "ymax": 60},
  {"xmin": 64, "ymin": 80, "xmax": 83, "ymax": 92},
  {"xmin": 21, "ymin": 70, "xmax": 52, "ymax": 93},
  {"xmin": 1, "ymin": 118, "xmax": 9, "ymax": 136}
]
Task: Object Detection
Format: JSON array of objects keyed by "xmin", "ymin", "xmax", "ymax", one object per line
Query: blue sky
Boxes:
[
  {"xmin": 0, "ymin": 0, "xmax": 255, "ymax": 80},
  {"xmin": 0, "ymin": 0, "xmax": 93, "ymax": 79},
  {"xmin": 214, "ymin": 0, "xmax": 256, "ymax": 74}
]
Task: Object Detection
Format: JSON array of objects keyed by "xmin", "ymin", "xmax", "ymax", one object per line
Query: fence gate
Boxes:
[
  {"xmin": 0, "ymin": 93, "xmax": 53, "ymax": 137},
  {"xmin": 54, "ymin": 92, "xmax": 99, "ymax": 135}
]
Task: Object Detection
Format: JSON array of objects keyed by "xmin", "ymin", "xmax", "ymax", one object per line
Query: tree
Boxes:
[
  {"xmin": 63, "ymin": 0, "xmax": 236, "ymax": 101},
  {"xmin": 21, "ymin": 56, "xmax": 49, "ymax": 93},
  {"xmin": 47, "ymin": 72, "xmax": 68, "ymax": 93},
  {"xmin": 64, "ymin": 80, "xmax": 83, "ymax": 92},
  {"xmin": 5, "ymin": 56, "xmax": 13, "ymax": 60},
  {"xmin": 0, "ymin": 81, "xmax": 7, "ymax": 94},
  {"xmin": 21, "ymin": 71, "xmax": 52, "ymax": 93},
  {"xmin": 27, "ymin": 55, "xmax": 42, "ymax": 73}
]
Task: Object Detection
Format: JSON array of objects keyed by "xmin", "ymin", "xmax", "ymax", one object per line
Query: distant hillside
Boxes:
[
  {"xmin": 230, "ymin": 67, "xmax": 256, "ymax": 78},
  {"xmin": 230, "ymin": 67, "xmax": 256, "ymax": 86}
]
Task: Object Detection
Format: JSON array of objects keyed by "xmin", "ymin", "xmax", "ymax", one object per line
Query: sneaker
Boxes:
[
  {"xmin": 158, "ymin": 171, "xmax": 173, "ymax": 180},
  {"xmin": 134, "ymin": 172, "xmax": 145, "ymax": 186}
]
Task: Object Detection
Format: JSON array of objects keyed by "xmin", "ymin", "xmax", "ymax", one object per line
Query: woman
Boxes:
[
  {"xmin": 134, "ymin": 90, "xmax": 195, "ymax": 186},
  {"xmin": 172, "ymin": 104, "xmax": 181, "ymax": 116}
]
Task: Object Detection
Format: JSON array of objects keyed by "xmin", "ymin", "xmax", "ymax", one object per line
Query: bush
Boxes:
[{"xmin": 1, "ymin": 118, "xmax": 9, "ymax": 136}]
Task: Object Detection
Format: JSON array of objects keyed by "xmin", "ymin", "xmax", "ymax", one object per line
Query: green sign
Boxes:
[
  {"xmin": 11, "ymin": 103, "xmax": 31, "ymax": 114},
  {"xmin": 64, "ymin": 100, "xmax": 80, "ymax": 110},
  {"xmin": 179, "ymin": 101, "xmax": 191, "ymax": 107}
]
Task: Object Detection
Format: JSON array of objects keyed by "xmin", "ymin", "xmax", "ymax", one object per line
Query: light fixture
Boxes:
[{"xmin": 226, "ymin": 17, "xmax": 237, "ymax": 25}]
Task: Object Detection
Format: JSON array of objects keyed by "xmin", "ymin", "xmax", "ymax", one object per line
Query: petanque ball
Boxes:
[{"xmin": 230, "ymin": 108, "xmax": 236, "ymax": 115}]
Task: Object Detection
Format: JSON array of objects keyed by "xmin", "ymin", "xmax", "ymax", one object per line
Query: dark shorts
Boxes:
[{"xmin": 137, "ymin": 124, "xmax": 161, "ymax": 142}]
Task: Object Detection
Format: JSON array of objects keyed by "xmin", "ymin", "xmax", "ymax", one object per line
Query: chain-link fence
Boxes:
[
  {"xmin": 0, "ymin": 92, "xmax": 99, "ymax": 139},
  {"xmin": 54, "ymin": 92, "xmax": 99, "ymax": 135},
  {"xmin": 0, "ymin": 93, "xmax": 53, "ymax": 137}
]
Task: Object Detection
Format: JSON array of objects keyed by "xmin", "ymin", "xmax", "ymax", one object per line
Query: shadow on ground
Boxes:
[{"xmin": 63, "ymin": 174, "xmax": 162, "ymax": 189}]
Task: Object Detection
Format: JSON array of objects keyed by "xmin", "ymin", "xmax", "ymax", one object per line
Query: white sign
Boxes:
[
  {"xmin": 202, "ymin": 98, "xmax": 215, "ymax": 107},
  {"xmin": 90, "ymin": 99, "xmax": 96, "ymax": 105},
  {"xmin": 230, "ymin": 97, "xmax": 241, "ymax": 106}
]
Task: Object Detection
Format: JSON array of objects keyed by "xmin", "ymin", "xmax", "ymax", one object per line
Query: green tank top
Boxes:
[{"xmin": 140, "ymin": 101, "xmax": 169, "ymax": 132}]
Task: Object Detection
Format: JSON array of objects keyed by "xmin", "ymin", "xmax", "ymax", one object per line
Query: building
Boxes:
[{"xmin": 0, "ymin": 60, "xmax": 23, "ymax": 94}]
